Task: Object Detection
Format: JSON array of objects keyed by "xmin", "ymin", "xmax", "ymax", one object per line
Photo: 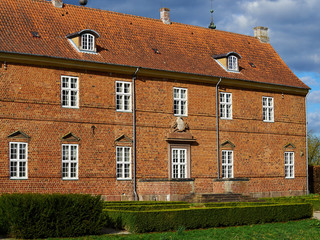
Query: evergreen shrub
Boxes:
[
  {"xmin": 104, "ymin": 203, "xmax": 312, "ymax": 233},
  {"xmin": 104, "ymin": 204, "xmax": 190, "ymax": 211},
  {"xmin": 0, "ymin": 193, "xmax": 103, "ymax": 239}
]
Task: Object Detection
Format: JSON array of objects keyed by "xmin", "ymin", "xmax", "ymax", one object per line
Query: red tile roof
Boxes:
[{"xmin": 0, "ymin": 0, "xmax": 309, "ymax": 89}]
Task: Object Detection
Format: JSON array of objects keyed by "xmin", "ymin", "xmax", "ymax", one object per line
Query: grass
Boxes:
[{"xmin": 49, "ymin": 219, "xmax": 320, "ymax": 240}]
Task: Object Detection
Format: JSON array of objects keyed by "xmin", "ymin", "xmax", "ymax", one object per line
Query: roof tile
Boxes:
[{"xmin": 0, "ymin": 0, "xmax": 309, "ymax": 89}]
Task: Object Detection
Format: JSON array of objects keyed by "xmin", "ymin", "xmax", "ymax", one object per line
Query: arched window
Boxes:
[
  {"xmin": 228, "ymin": 55, "xmax": 238, "ymax": 71},
  {"xmin": 81, "ymin": 33, "xmax": 95, "ymax": 51}
]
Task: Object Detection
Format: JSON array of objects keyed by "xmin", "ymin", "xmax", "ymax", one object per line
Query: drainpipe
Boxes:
[
  {"xmin": 216, "ymin": 78, "xmax": 222, "ymax": 179},
  {"xmin": 306, "ymin": 90, "xmax": 310, "ymax": 194},
  {"xmin": 132, "ymin": 67, "xmax": 140, "ymax": 201}
]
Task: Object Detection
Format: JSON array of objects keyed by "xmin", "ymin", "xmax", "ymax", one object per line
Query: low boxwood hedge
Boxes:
[
  {"xmin": 0, "ymin": 193, "xmax": 104, "ymax": 239},
  {"xmin": 104, "ymin": 203, "xmax": 312, "ymax": 233},
  {"xmin": 104, "ymin": 201, "xmax": 187, "ymax": 206},
  {"xmin": 104, "ymin": 204, "xmax": 190, "ymax": 211}
]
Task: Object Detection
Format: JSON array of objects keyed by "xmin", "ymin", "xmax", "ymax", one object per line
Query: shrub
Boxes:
[
  {"xmin": 0, "ymin": 196, "xmax": 9, "ymax": 235},
  {"xmin": 104, "ymin": 203, "xmax": 312, "ymax": 233},
  {"xmin": 103, "ymin": 201, "xmax": 187, "ymax": 207},
  {"xmin": 104, "ymin": 204, "xmax": 190, "ymax": 211},
  {"xmin": 0, "ymin": 193, "xmax": 103, "ymax": 239}
]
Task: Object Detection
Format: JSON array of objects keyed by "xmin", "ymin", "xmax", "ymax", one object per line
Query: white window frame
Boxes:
[
  {"xmin": 221, "ymin": 150, "xmax": 233, "ymax": 179},
  {"xmin": 62, "ymin": 144, "xmax": 79, "ymax": 180},
  {"xmin": 220, "ymin": 92, "xmax": 232, "ymax": 119},
  {"xmin": 116, "ymin": 146, "xmax": 132, "ymax": 180},
  {"xmin": 61, "ymin": 76, "xmax": 79, "ymax": 108},
  {"xmin": 9, "ymin": 142, "xmax": 28, "ymax": 180},
  {"xmin": 116, "ymin": 81, "xmax": 132, "ymax": 112},
  {"xmin": 262, "ymin": 96, "xmax": 274, "ymax": 122},
  {"xmin": 81, "ymin": 33, "xmax": 95, "ymax": 52},
  {"xmin": 173, "ymin": 87, "xmax": 187, "ymax": 116},
  {"xmin": 228, "ymin": 56, "xmax": 238, "ymax": 71},
  {"xmin": 171, "ymin": 148, "xmax": 187, "ymax": 179},
  {"xmin": 285, "ymin": 152, "xmax": 294, "ymax": 179}
]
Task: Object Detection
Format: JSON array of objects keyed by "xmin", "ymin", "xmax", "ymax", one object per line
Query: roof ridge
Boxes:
[{"xmin": 40, "ymin": 0, "xmax": 255, "ymax": 40}]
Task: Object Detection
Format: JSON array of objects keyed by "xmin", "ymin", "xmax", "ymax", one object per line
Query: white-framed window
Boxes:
[
  {"xmin": 173, "ymin": 87, "xmax": 187, "ymax": 116},
  {"xmin": 221, "ymin": 150, "xmax": 233, "ymax": 178},
  {"xmin": 220, "ymin": 92, "xmax": 232, "ymax": 119},
  {"xmin": 81, "ymin": 33, "xmax": 95, "ymax": 51},
  {"xmin": 116, "ymin": 81, "xmax": 132, "ymax": 112},
  {"xmin": 228, "ymin": 56, "xmax": 238, "ymax": 71},
  {"xmin": 172, "ymin": 148, "xmax": 187, "ymax": 179},
  {"xmin": 262, "ymin": 96, "xmax": 274, "ymax": 122},
  {"xmin": 9, "ymin": 142, "xmax": 28, "ymax": 179},
  {"xmin": 62, "ymin": 144, "xmax": 78, "ymax": 180},
  {"xmin": 116, "ymin": 146, "xmax": 131, "ymax": 180},
  {"xmin": 61, "ymin": 76, "xmax": 79, "ymax": 108},
  {"xmin": 285, "ymin": 152, "xmax": 294, "ymax": 178}
]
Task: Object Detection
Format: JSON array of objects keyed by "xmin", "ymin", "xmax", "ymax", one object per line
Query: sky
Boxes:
[{"xmin": 62, "ymin": 0, "xmax": 320, "ymax": 134}]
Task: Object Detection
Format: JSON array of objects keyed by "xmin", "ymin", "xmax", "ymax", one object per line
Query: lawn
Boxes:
[{"xmin": 54, "ymin": 219, "xmax": 320, "ymax": 240}]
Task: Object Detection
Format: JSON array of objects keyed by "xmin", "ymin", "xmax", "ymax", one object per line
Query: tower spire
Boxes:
[{"xmin": 208, "ymin": 0, "xmax": 216, "ymax": 29}]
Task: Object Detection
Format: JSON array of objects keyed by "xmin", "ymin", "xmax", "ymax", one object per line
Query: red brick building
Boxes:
[{"xmin": 0, "ymin": 0, "xmax": 310, "ymax": 200}]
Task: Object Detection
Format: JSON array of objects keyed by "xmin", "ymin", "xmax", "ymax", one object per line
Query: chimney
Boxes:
[
  {"xmin": 160, "ymin": 8, "xmax": 171, "ymax": 25},
  {"xmin": 254, "ymin": 26, "xmax": 269, "ymax": 43},
  {"xmin": 52, "ymin": 0, "xmax": 63, "ymax": 8}
]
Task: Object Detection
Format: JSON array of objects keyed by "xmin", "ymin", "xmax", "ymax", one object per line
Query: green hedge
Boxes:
[
  {"xmin": 262, "ymin": 194, "xmax": 320, "ymax": 211},
  {"xmin": 104, "ymin": 201, "xmax": 187, "ymax": 206},
  {"xmin": 0, "ymin": 193, "xmax": 103, "ymax": 239},
  {"xmin": 104, "ymin": 204, "xmax": 190, "ymax": 211},
  {"xmin": 104, "ymin": 203, "xmax": 312, "ymax": 233}
]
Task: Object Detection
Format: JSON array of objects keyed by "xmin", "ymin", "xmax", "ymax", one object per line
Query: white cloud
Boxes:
[
  {"xmin": 308, "ymin": 111, "xmax": 320, "ymax": 134},
  {"xmin": 308, "ymin": 91, "xmax": 320, "ymax": 103},
  {"xmin": 301, "ymin": 76, "xmax": 319, "ymax": 86}
]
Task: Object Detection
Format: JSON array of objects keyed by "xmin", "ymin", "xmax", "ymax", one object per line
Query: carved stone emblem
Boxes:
[{"xmin": 172, "ymin": 117, "xmax": 189, "ymax": 132}]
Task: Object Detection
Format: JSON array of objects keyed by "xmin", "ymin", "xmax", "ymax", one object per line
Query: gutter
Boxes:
[
  {"xmin": 216, "ymin": 78, "xmax": 222, "ymax": 179},
  {"xmin": 306, "ymin": 90, "xmax": 310, "ymax": 194},
  {"xmin": 132, "ymin": 67, "xmax": 140, "ymax": 201}
]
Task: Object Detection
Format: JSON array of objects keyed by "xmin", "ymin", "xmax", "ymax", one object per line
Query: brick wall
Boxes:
[{"xmin": 0, "ymin": 62, "xmax": 308, "ymax": 199}]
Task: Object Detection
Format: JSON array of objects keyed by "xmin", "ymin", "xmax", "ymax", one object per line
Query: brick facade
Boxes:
[{"xmin": 0, "ymin": 63, "xmax": 308, "ymax": 200}]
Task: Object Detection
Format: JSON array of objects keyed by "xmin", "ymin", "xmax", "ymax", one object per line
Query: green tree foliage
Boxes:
[{"xmin": 308, "ymin": 131, "xmax": 320, "ymax": 165}]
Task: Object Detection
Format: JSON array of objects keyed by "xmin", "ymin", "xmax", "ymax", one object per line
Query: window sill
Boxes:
[
  {"xmin": 62, "ymin": 178, "xmax": 79, "ymax": 181},
  {"xmin": 220, "ymin": 117, "xmax": 233, "ymax": 120},
  {"xmin": 116, "ymin": 110, "xmax": 132, "ymax": 113},
  {"xmin": 117, "ymin": 178, "xmax": 132, "ymax": 181},
  {"xmin": 10, "ymin": 177, "xmax": 28, "ymax": 180},
  {"xmin": 62, "ymin": 106, "xmax": 79, "ymax": 109},
  {"xmin": 263, "ymin": 120, "xmax": 274, "ymax": 123},
  {"xmin": 285, "ymin": 177, "xmax": 295, "ymax": 179}
]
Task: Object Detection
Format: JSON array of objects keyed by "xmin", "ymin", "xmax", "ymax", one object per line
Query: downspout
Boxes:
[
  {"xmin": 306, "ymin": 90, "xmax": 310, "ymax": 194},
  {"xmin": 132, "ymin": 67, "xmax": 140, "ymax": 201},
  {"xmin": 216, "ymin": 78, "xmax": 222, "ymax": 179}
]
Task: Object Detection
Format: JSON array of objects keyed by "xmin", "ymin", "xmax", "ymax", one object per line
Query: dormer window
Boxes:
[
  {"xmin": 212, "ymin": 52, "xmax": 241, "ymax": 73},
  {"xmin": 228, "ymin": 55, "xmax": 238, "ymax": 71},
  {"xmin": 66, "ymin": 29, "xmax": 100, "ymax": 54},
  {"xmin": 81, "ymin": 33, "xmax": 95, "ymax": 51}
]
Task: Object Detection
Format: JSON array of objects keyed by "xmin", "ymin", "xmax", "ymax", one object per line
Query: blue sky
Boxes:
[{"xmin": 62, "ymin": 0, "xmax": 320, "ymax": 134}]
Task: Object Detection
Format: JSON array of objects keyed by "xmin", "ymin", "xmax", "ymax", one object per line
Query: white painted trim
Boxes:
[{"xmin": 9, "ymin": 142, "xmax": 28, "ymax": 180}]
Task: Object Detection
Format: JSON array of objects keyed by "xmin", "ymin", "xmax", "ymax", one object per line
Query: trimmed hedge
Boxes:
[
  {"xmin": 263, "ymin": 194, "xmax": 320, "ymax": 211},
  {"xmin": 104, "ymin": 203, "xmax": 312, "ymax": 233},
  {"xmin": 0, "ymin": 193, "xmax": 104, "ymax": 239},
  {"xmin": 104, "ymin": 201, "xmax": 187, "ymax": 206},
  {"xmin": 104, "ymin": 204, "xmax": 190, "ymax": 211}
]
